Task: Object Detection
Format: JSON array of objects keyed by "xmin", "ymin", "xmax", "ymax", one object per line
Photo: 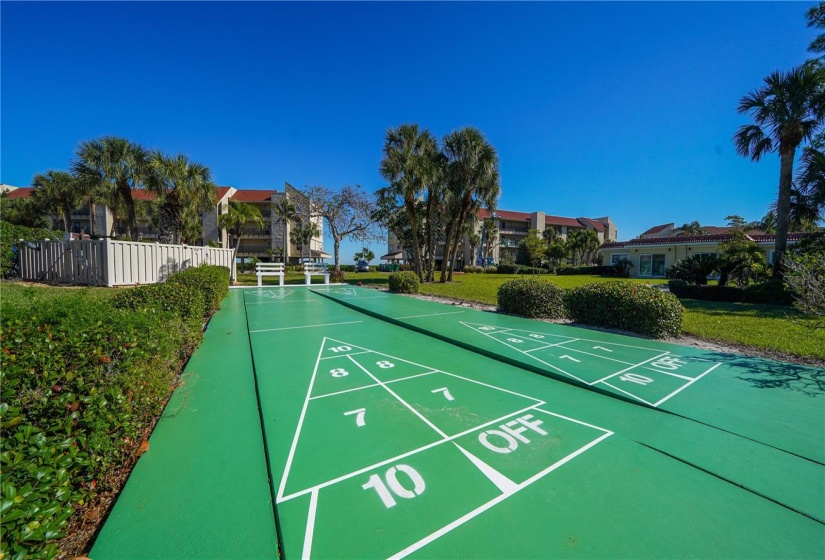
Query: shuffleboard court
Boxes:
[
  {"xmin": 245, "ymin": 288, "xmax": 824, "ymax": 557},
  {"xmin": 90, "ymin": 287, "xmax": 825, "ymax": 558},
  {"xmin": 314, "ymin": 286, "xmax": 825, "ymax": 464}
]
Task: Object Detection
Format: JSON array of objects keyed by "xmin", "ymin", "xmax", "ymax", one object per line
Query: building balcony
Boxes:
[
  {"xmin": 244, "ymin": 228, "xmax": 271, "ymax": 237},
  {"xmin": 499, "ymin": 228, "xmax": 528, "ymax": 235}
]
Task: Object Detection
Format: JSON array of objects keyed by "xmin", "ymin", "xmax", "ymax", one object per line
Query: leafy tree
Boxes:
[
  {"xmin": 748, "ymin": 211, "xmax": 777, "ymax": 233},
  {"xmin": 218, "ymin": 200, "xmax": 264, "ymax": 249},
  {"xmin": 0, "ymin": 191, "xmax": 50, "ymax": 228},
  {"xmin": 545, "ymin": 240, "xmax": 569, "ymax": 269},
  {"xmin": 718, "ymin": 229, "xmax": 769, "ymax": 287},
  {"xmin": 291, "ymin": 219, "xmax": 320, "ymax": 263},
  {"xmin": 439, "ymin": 127, "xmax": 500, "ymax": 282},
  {"xmin": 517, "ymin": 230, "xmax": 546, "ymax": 270},
  {"xmin": 146, "ymin": 152, "xmax": 215, "ymax": 244},
  {"xmin": 734, "ymin": 64, "xmax": 824, "ymax": 276},
  {"xmin": 675, "ymin": 221, "xmax": 707, "ymax": 236},
  {"xmin": 73, "ymin": 136, "xmax": 150, "ymax": 241},
  {"xmin": 31, "ymin": 171, "xmax": 85, "ymax": 232},
  {"xmin": 567, "ymin": 229, "xmax": 600, "ymax": 265},
  {"xmin": 304, "ymin": 184, "xmax": 378, "ymax": 272},
  {"xmin": 467, "ymin": 230, "xmax": 481, "ymax": 266},
  {"xmin": 379, "ymin": 124, "xmax": 439, "ymax": 282},
  {"xmin": 725, "ymin": 214, "xmax": 747, "ymax": 229},
  {"xmin": 354, "ymin": 247, "xmax": 375, "ymax": 263},
  {"xmin": 808, "ymin": 2, "xmax": 825, "ymax": 57},
  {"xmin": 273, "ymin": 196, "xmax": 297, "ymax": 263},
  {"xmin": 542, "ymin": 227, "xmax": 560, "ymax": 244}
]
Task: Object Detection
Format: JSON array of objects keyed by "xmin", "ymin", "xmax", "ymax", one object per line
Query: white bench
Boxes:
[
  {"xmin": 303, "ymin": 263, "xmax": 329, "ymax": 285},
  {"xmin": 256, "ymin": 262, "xmax": 285, "ymax": 286}
]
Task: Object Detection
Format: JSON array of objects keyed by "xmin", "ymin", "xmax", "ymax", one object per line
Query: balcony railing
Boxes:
[
  {"xmin": 244, "ymin": 229, "xmax": 272, "ymax": 237},
  {"xmin": 499, "ymin": 228, "xmax": 528, "ymax": 235},
  {"xmin": 236, "ymin": 245, "xmax": 270, "ymax": 255}
]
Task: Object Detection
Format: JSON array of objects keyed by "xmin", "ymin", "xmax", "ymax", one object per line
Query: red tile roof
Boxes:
[
  {"xmin": 231, "ymin": 189, "xmax": 276, "ymax": 202},
  {"xmin": 7, "ymin": 187, "xmax": 35, "ymax": 199},
  {"xmin": 602, "ymin": 232, "xmax": 806, "ymax": 249},
  {"xmin": 131, "ymin": 189, "xmax": 157, "ymax": 201},
  {"xmin": 477, "ymin": 208, "xmax": 531, "ymax": 221},
  {"xmin": 640, "ymin": 223, "xmax": 673, "ymax": 236},
  {"xmin": 215, "ymin": 186, "xmax": 233, "ymax": 204},
  {"xmin": 577, "ymin": 217, "xmax": 605, "ymax": 232},
  {"xmin": 545, "ymin": 215, "xmax": 582, "ymax": 228}
]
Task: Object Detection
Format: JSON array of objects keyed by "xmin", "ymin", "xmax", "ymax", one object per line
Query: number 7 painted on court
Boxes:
[
  {"xmin": 431, "ymin": 387, "xmax": 455, "ymax": 401},
  {"xmin": 344, "ymin": 408, "xmax": 366, "ymax": 427}
]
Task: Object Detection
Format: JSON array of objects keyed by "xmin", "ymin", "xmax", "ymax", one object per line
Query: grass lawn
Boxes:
[
  {"xmin": 681, "ymin": 300, "xmax": 825, "ymax": 361},
  {"xmin": 232, "ymin": 271, "xmax": 823, "ymax": 361}
]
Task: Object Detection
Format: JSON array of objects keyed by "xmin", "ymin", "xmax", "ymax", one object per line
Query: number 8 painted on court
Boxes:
[
  {"xmin": 362, "ymin": 464, "xmax": 425, "ymax": 508},
  {"xmin": 330, "ymin": 368, "xmax": 349, "ymax": 377},
  {"xmin": 376, "ymin": 361, "xmax": 395, "ymax": 369}
]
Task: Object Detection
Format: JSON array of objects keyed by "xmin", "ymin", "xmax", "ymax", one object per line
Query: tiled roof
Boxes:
[
  {"xmin": 131, "ymin": 190, "xmax": 157, "ymax": 201},
  {"xmin": 602, "ymin": 232, "xmax": 807, "ymax": 249},
  {"xmin": 640, "ymin": 223, "xmax": 673, "ymax": 236},
  {"xmin": 231, "ymin": 189, "xmax": 277, "ymax": 202},
  {"xmin": 7, "ymin": 187, "xmax": 35, "ymax": 199},
  {"xmin": 477, "ymin": 208, "xmax": 531, "ymax": 221},
  {"xmin": 215, "ymin": 186, "xmax": 233, "ymax": 204},
  {"xmin": 545, "ymin": 215, "xmax": 582, "ymax": 228},
  {"xmin": 577, "ymin": 217, "xmax": 605, "ymax": 232}
]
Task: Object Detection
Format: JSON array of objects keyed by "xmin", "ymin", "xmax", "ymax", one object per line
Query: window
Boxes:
[
  {"xmin": 610, "ymin": 253, "xmax": 630, "ymax": 265},
  {"xmin": 639, "ymin": 254, "xmax": 666, "ymax": 276},
  {"xmin": 769, "ymin": 250, "xmax": 775, "ymax": 265}
]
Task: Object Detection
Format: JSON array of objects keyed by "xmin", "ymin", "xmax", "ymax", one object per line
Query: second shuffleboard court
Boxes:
[
  {"xmin": 462, "ymin": 322, "xmax": 720, "ymax": 407},
  {"xmin": 278, "ymin": 336, "xmax": 612, "ymax": 559}
]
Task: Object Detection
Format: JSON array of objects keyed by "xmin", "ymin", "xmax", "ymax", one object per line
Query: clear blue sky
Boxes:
[{"xmin": 2, "ymin": 2, "xmax": 818, "ymax": 263}]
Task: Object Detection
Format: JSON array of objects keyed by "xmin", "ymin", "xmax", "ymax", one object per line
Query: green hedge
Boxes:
[
  {"xmin": 557, "ymin": 265, "xmax": 613, "ymax": 276},
  {"xmin": 1, "ymin": 221, "xmax": 61, "ymax": 277},
  {"xmin": 497, "ymin": 278, "xmax": 566, "ymax": 319},
  {"xmin": 0, "ymin": 265, "xmax": 229, "ymax": 559},
  {"xmin": 165, "ymin": 265, "xmax": 230, "ymax": 317},
  {"xmin": 566, "ymin": 282, "xmax": 683, "ymax": 338},
  {"xmin": 668, "ymin": 279, "xmax": 794, "ymax": 306},
  {"xmin": 388, "ymin": 271, "xmax": 419, "ymax": 294},
  {"xmin": 496, "ymin": 264, "xmax": 548, "ymax": 275}
]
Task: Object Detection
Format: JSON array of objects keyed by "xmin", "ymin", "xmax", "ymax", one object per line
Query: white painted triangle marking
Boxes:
[{"xmin": 453, "ymin": 443, "xmax": 518, "ymax": 495}]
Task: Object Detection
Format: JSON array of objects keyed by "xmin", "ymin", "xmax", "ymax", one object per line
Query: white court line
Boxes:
[
  {"xmin": 301, "ymin": 488, "xmax": 319, "ymax": 560},
  {"xmin": 276, "ymin": 338, "xmax": 327, "ymax": 502},
  {"xmin": 277, "ymin": 404, "xmax": 542, "ymax": 503},
  {"xmin": 324, "ymin": 337, "xmax": 456, "ymax": 372},
  {"xmin": 589, "ymin": 352, "xmax": 670, "ymax": 385},
  {"xmin": 522, "ymin": 339, "xmax": 581, "ymax": 353},
  {"xmin": 554, "ymin": 347, "xmax": 635, "ymax": 366},
  {"xmin": 244, "ymin": 300, "xmax": 321, "ymax": 305},
  {"xmin": 250, "ymin": 321, "xmax": 363, "ymax": 333},
  {"xmin": 454, "ymin": 443, "xmax": 518, "ymax": 494},
  {"xmin": 319, "ymin": 350, "xmax": 372, "ymax": 360},
  {"xmin": 348, "ymin": 355, "xmax": 449, "ymax": 439},
  {"xmin": 332, "ymin": 295, "xmax": 390, "ymax": 300},
  {"xmin": 643, "ymin": 367, "xmax": 695, "ymax": 381},
  {"xmin": 599, "ymin": 381, "xmax": 656, "ymax": 406},
  {"xmin": 394, "ymin": 310, "xmax": 466, "ymax": 320},
  {"xmin": 473, "ymin": 331, "xmax": 587, "ymax": 384},
  {"xmin": 389, "ymin": 430, "xmax": 613, "ymax": 560},
  {"xmin": 309, "ymin": 371, "xmax": 438, "ymax": 400},
  {"xmin": 534, "ymin": 408, "xmax": 614, "ymax": 434},
  {"xmin": 652, "ymin": 362, "xmax": 722, "ymax": 407},
  {"xmin": 441, "ymin": 371, "xmax": 544, "ymax": 403}
]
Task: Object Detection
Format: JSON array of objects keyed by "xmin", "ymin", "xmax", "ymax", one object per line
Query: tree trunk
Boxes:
[
  {"xmin": 772, "ymin": 147, "xmax": 796, "ymax": 278},
  {"xmin": 117, "ymin": 180, "xmax": 137, "ymax": 241},
  {"xmin": 334, "ymin": 238, "xmax": 341, "ymax": 272},
  {"xmin": 438, "ymin": 221, "xmax": 455, "ymax": 283},
  {"xmin": 63, "ymin": 206, "xmax": 72, "ymax": 234},
  {"xmin": 90, "ymin": 197, "xmax": 96, "ymax": 236},
  {"xmin": 405, "ymin": 198, "xmax": 424, "ymax": 282}
]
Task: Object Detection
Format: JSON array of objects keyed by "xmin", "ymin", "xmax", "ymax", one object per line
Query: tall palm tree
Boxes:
[
  {"xmin": 467, "ymin": 230, "xmax": 481, "ymax": 267},
  {"xmin": 379, "ymin": 124, "xmax": 439, "ymax": 282},
  {"xmin": 748, "ymin": 211, "xmax": 778, "ymax": 234},
  {"xmin": 218, "ymin": 200, "xmax": 264, "ymax": 249},
  {"xmin": 542, "ymin": 226, "xmax": 560, "ymax": 244},
  {"xmin": 273, "ymin": 196, "xmax": 297, "ymax": 263},
  {"xmin": 439, "ymin": 127, "xmax": 501, "ymax": 282},
  {"xmin": 480, "ymin": 218, "xmax": 499, "ymax": 267},
  {"xmin": 31, "ymin": 170, "xmax": 85, "ymax": 232},
  {"xmin": 734, "ymin": 64, "xmax": 824, "ymax": 276},
  {"xmin": 146, "ymin": 151, "xmax": 216, "ymax": 244},
  {"xmin": 73, "ymin": 136, "xmax": 150, "ymax": 241}
]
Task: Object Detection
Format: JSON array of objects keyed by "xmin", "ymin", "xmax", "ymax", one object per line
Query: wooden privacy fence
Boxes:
[{"xmin": 18, "ymin": 239, "xmax": 235, "ymax": 286}]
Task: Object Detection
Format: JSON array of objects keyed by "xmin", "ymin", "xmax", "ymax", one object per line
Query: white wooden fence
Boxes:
[{"xmin": 18, "ymin": 239, "xmax": 235, "ymax": 286}]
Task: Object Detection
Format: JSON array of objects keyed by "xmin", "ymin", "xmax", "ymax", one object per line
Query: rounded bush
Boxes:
[
  {"xmin": 496, "ymin": 278, "xmax": 566, "ymax": 319},
  {"xmin": 742, "ymin": 279, "xmax": 794, "ymax": 305},
  {"xmin": 484, "ymin": 266, "xmax": 498, "ymax": 274},
  {"xmin": 565, "ymin": 282, "xmax": 682, "ymax": 338},
  {"xmin": 329, "ymin": 269, "xmax": 346, "ymax": 283},
  {"xmin": 388, "ymin": 271, "xmax": 420, "ymax": 294}
]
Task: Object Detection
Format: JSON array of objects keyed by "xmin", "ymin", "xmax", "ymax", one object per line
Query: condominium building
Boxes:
[{"xmin": 382, "ymin": 208, "xmax": 617, "ymax": 268}]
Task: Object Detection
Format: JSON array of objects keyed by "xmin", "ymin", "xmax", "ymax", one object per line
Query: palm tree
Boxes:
[
  {"xmin": 675, "ymin": 221, "xmax": 707, "ymax": 236},
  {"xmin": 733, "ymin": 64, "xmax": 824, "ymax": 276},
  {"xmin": 467, "ymin": 230, "xmax": 481, "ymax": 267},
  {"xmin": 73, "ymin": 136, "xmax": 150, "ymax": 241},
  {"xmin": 748, "ymin": 211, "xmax": 778, "ymax": 233},
  {"xmin": 542, "ymin": 226, "xmax": 560, "ymax": 244},
  {"xmin": 31, "ymin": 170, "xmax": 85, "ymax": 232},
  {"xmin": 480, "ymin": 218, "xmax": 499, "ymax": 267},
  {"xmin": 439, "ymin": 127, "xmax": 501, "ymax": 282},
  {"xmin": 146, "ymin": 151, "xmax": 216, "ymax": 244},
  {"xmin": 273, "ymin": 196, "xmax": 297, "ymax": 263},
  {"xmin": 379, "ymin": 124, "xmax": 439, "ymax": 282},
  {"xmin": 218, "ymin": 200, "xmax": 264, "ymax": 249}
]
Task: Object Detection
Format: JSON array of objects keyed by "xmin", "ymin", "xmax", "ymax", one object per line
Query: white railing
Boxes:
[{"xmin": 18, "ymin": 239, "xmax": 234, "ymax": 287}]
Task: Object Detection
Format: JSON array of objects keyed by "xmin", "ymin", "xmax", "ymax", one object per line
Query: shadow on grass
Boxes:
[{"xmin": 680, "ymin": 300, "xmax": 798, "ymax": 320}]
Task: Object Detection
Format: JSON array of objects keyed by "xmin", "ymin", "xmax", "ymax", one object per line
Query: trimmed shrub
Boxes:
[
  {"xmin": 388, "ymin": 271, "xmax": 420, "ymax": 294},
  {"xmin": 165, "ymin": 265, "xmax": 230, "ymax": 317},
  {"xmin": 668, "ymin": 280, "xmax": 744, "ymax": 302},
  {"xmin": 557, "ymin": 265, "xmax": 613, "ymax": 276},
  {"xmin": 742, "ymin": 279, "xmax": 795, "ymax": 305},
  {"xmin": 484, "ymin": 266, "xmax": 498, "ymax": 274},
  {"xmin": 496, "ymin": 264, "xmax": 548, "ymax": 275},
  {"xmin": 463, "ymin": 265, "xmax": 484, "ymax": 273},
  {"xmin": 329, "ymin": 269, "xmax": 346, "ymax": 283},
  {"xmin": 339, "ymin": 264, "xmax": 356, "ymax": 273},
  {"xmin": 566, "ymin": 282, "xmax": 682, "ymax": 338},
  {"xmin": 496, "ymin": 278, "xmax": 566, "ymax": 319}
]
